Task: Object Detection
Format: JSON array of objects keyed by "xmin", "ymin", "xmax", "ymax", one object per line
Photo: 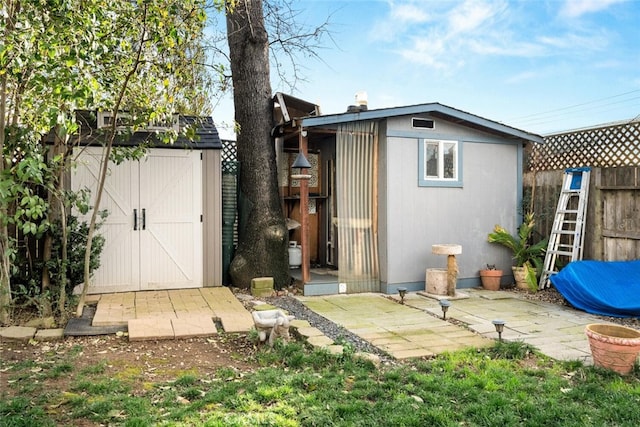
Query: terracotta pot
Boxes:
[
  {"xmin": 585, "ymin": 324, "xmax": 640, "ymax": 375},
  {"xmin": 480, "ymin": 269, "xmax": 502, "ymax": 291}
]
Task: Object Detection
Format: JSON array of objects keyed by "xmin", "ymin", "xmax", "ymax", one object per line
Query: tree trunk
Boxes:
[
  {"xmin": 0, "ymin": 51, "xmax": 12, "ymax": 325},
  {"xmin": 40, "ymin": 129, "xmax": 66, "ymax": 319},
  {"xmin": 226, "ymin": 0, "xmax": 289, "ymax": 289}
]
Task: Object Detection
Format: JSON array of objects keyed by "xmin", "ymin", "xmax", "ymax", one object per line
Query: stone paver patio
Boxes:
[
  {"xmin": 92, "ymin": 287, "xmax": 254, "ymax": 340},
  {"xmin": 299, "ymin": 288, "xmax": 617, "ymax": 363},
  {"xmin": 2, "ymin": 286, "xmax": 629, "ymax": 366},
  {"xmin": 299, "ymin": 292, "xmax": 490, "ymax": 360}
]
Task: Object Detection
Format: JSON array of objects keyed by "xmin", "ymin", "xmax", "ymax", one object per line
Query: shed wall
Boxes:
[
  {"xmin": 380, "ymin": 115, "xmax": 523, "ymax": 290},
  {"xmin": 203, "ymin": 149, "xmax": 223, "ymax": 286}
]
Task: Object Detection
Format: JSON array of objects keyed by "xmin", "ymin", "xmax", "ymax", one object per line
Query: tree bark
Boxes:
[
  {"xmin": 226, "ymin": 0, "xmax": 289, "ymax": 289},
  {"xmin": 0, "ymin": 0, "xmax": 15, "ymax": 324}
]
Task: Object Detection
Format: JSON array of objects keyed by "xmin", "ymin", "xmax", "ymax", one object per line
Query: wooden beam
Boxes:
[{"xmin": 299, "ymin": 130, "xmax": 310, "ymax": 284}]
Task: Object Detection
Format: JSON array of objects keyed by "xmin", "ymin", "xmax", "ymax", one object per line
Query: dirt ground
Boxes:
[
  {"xmin": 2, "ymin": 287, "xmax": 638, "ymax": 402},
  {"xmin": 0, "ymin": 332, "xmax": 259, "ymax": 400}
]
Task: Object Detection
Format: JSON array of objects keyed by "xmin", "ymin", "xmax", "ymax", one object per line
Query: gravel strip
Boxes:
[{"xmin": 264, "ymin": 295, "xmax": 396, "ymax": 364}]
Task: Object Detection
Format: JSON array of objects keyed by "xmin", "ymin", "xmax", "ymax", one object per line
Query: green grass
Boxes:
[{"xmin": 1, "ymin": 340, "xmax": 639, "ymax": 426}]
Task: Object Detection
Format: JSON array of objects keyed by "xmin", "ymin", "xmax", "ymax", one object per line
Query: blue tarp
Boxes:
[{"xmin": 550, "ymin": 260, "xmax": 640, "ymax": 318}]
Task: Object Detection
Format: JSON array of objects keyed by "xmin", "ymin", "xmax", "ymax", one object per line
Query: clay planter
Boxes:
[
  {"xmin": 585, "ymin": 324, "xmax": 640, "ymax": 375},
  {"xmin": 480, "ymin": 269, "xmax": 502, "ymax": 291},
  {"xmin": 512, "ymin": 266, "xmax": 530, "ymax": 291}
]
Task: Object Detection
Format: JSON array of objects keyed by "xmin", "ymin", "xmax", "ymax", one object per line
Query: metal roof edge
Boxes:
[{"xmin": 299, "ymin": 102, "xmax": 543, "ymax": 144}]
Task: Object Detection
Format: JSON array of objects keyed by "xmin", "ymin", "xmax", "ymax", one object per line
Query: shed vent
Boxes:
[{"xmin": 412, "ymin": 118, "xmax": 434, "ymax": 129}]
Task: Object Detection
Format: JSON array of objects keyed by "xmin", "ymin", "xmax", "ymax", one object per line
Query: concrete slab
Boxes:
[
  {"xmin": 297, "ymin": 288, "xmax": 614, "ymax": 363},
  {"xmin": 417, "ymin": 291, "xmax": 470, "ymax": 301},
  {"xmin": 354, "ymin": 352, "xmax": 382, "ymax": 366},
  {"xmin": 219, "ymin": 314, "xmax": 254, "ymax": 334},
  {"xmin": 35, "ymin": 328, "xmax": 65, "ymax": 341},
  {"xmin": 92, "ymin": 287, "xmax": 254, "ymax": 339},
  {"xmin": 326, "ymin": 345, "xmax": 344, "ymax": 355},
  {"xmin": 200, "ymin": 287, "xmax": 254, "ymax": 333},
  {"xmin": 172, "ymin": 315, "xmax": 217, "ymax": 339},
  {"xmin": 296, "ymin": 326, "xmax": 325, "ymax": 338},
  {"xmin": 1, "ymin": 326, "xmax": 37, "ymax": 341},
  {"xmin": 290, "ymin": 319, "xmax": 311, "ymax": 329},
  {"xmin": 307, "ymin": 335, "xmax": 334, "ymax": 348},
  {"xmin": 128, "ymin": 318, "xmax": 175, "ymax": 341},
  {"xmin": 392, "ymin": 348, "xmax": 434, "ymax": 359}
]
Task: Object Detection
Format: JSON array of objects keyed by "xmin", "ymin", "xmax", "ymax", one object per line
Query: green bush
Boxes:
[
  {"xmin": 10, "ymin": 214, "xmax": 106, "ymax": 306},
  {"xmin": 49, "ymin": 214, "xmax": 106, "ymax": 296}
]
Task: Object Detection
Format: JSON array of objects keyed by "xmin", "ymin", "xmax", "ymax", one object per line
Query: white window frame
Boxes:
[{"xmin": 418, "ymin": 138, "xmax": 462, "ymax": 187}]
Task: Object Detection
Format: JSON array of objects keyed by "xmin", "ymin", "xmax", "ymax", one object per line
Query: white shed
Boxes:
[{"xmin": 71, "ymin": 112, "xmax": 223, "ymax": 294}]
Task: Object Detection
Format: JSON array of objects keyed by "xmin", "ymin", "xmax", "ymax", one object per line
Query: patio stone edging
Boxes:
[
  {"xmin": 1, "ymin": 326, "xmax": 64, "ymax": 342},
  {"xmin": 282, "ymin": 313, "xmax": 381, "ymax": 366}
]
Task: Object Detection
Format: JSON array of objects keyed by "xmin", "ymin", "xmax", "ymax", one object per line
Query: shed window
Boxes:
[{"xmin": 418, "ymin": 139, "xmax": 462, "ymax": 187}]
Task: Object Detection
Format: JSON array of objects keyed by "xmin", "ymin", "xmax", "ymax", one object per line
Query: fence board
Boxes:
[{"xmin": 525, "ymin": 167, "xmax": 640, "ymax": 262}]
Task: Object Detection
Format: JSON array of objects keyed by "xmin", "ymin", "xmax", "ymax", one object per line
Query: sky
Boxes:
[{"xmin": 210, "ymin": 0, "xmax": 640, "ymax": 140}]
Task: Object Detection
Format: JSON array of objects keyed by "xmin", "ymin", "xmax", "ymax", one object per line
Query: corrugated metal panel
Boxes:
[{"xmin": 336, "ymin": 121, "xmax": 380, "ymax": 293}]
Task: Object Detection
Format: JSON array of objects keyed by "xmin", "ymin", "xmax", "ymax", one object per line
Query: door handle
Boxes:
[
  {"xmin": 142, "ymin": 208, "xmax": 146, "ymax": 230},
  {"xmin": 133, "ymin": 209, "xmax": 138, "ymax": 230}
]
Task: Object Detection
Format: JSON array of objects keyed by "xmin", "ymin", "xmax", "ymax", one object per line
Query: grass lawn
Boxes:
[{"xmin": 1, "ymin": 338, "xmax": 639, "ymax": 426}]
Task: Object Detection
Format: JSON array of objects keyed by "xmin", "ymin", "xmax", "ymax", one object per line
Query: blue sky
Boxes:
[{"xmin": 211, "ymin": 0, "xmax": 640, "ymax": 140}]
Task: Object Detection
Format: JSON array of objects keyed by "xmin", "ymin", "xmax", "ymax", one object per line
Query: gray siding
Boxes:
[
  {"xmin": 380, "ymin": 115, "xmax": 522, "ymax": 289},
  {"xmin": 377, "ymin": 121, "xmax": 389, "ymax": 284}
]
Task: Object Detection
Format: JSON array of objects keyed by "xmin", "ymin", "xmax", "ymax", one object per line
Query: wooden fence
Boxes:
[
  {"xmin": 524, "ymin": 118, "xmax": 640, "ymax": 262},
  {"xmin": 524, "ymin": 166, "xmax": 639, "ymax": 262}
]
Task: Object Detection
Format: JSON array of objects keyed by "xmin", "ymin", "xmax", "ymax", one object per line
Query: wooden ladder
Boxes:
[{"xmin": 539, "ymin": 167, "xmax": 591, "ymax": 289}]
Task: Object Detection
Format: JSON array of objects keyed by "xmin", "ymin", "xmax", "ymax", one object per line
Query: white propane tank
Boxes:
[{"xmin": 288, "ymin": 241, "xmax": 302, "ymax": 268}]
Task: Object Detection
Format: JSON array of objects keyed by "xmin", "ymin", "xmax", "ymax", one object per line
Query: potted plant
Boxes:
[
  {"xmin": 488, "ymin": 213, "xmax": 548, "ymax": 292},
  {"xmin": 479, "ymin": 264, "xmax": 502, "ymax": 291},
  {"xmin": 585, "ymin": 323, "xmax": 640, "ymax": 375}
]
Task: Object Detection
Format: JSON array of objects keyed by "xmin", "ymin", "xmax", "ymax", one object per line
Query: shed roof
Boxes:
[
  {"xmin": 70, "ymin": 110, "xmax": 222, "ymax": 149},
  {"xmin": 297, "ymin": 102, "xmax": 544, "ymax": 144}
]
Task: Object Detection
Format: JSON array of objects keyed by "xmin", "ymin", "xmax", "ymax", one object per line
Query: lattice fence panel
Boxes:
[
  {"xmin": 529, "ymin": 120, "xmax": 640, "ymax": 171},
  {"xmin": 221, "ymin": 139, "xmax": 238, "ymax": 173}
]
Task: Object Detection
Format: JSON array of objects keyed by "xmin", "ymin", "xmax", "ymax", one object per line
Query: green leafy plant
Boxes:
[
  {"xmin": 10, "ymin": 214, "xmax": 106, "ymax": 312},
  {"xmin": 488, "ymin": 213, "xmax": 547, "ymax": 291},
  {"xmin": 48, "ymin": 214, "xmax": 107, "ymax": 297}
]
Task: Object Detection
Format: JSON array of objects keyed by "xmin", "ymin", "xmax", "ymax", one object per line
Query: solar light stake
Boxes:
[
  {"xmin": 439, "ymin": 299, "xmax": 451, "ymax": 320},
  {"xmin": 492, "ymin": 319, "xmax": 506, "ymax": 342},
  {"xmin": 397, "ymin": 287, "xmax": 407, "ymax": 304}
]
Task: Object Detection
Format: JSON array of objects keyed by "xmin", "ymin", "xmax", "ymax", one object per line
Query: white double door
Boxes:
[{"xmin": 72, "ymin": 147, "xmax": 203, "ymax": 293}]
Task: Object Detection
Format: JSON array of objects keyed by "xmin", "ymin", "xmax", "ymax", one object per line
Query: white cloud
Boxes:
[
  {"xmin": 560, "ymin": 0, "xmax": 628, "ymax": 18},
  {"xmin": 505, "ymin": 71, "xmax": 541, "ymax": 85},
  {"xmin": 379, "ymin": 0, "xmax": 619, "ymax": 72},
  {"xmin": 467, "ymin": 38, "xmax": 547, "ymax": 57},
  {"xmin": 390, "ymin": 0, "xmax": 510, "ymax": 69},
  {"xmin": 448, "ymin": 0, "xmax": 506, "ymax": 34},
  {"xmin": 370, "ymin": 1, "xmax": 436, "ymax": 41},
  {"xmin": 391, "ymin": 3, "xmax": 433, "ymax": 23},
  {"xmin": 538, "ymin": 30, "xmax": 609, "ymax": 51}
]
